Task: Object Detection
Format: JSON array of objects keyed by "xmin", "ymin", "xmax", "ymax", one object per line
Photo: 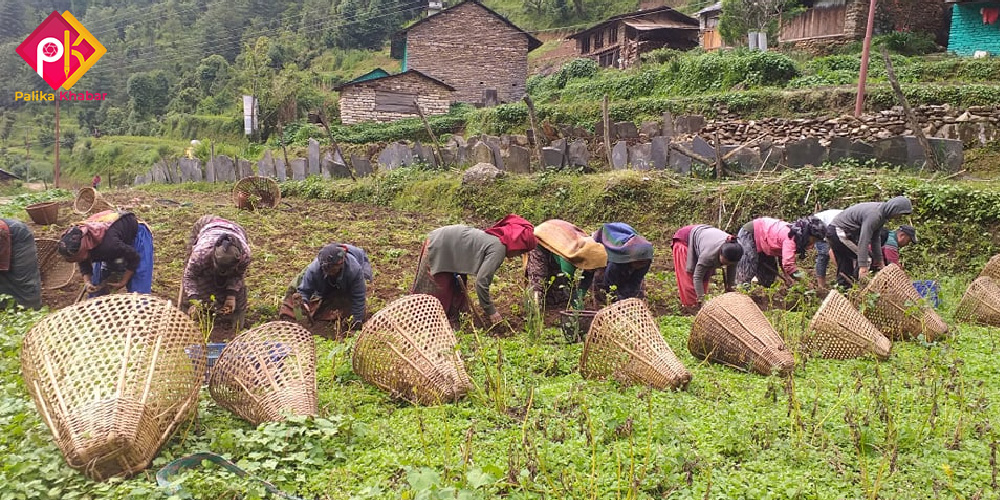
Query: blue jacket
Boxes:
[{"xmin": 298, "ymin": 245, "xmax": 371, "ymax": 325}]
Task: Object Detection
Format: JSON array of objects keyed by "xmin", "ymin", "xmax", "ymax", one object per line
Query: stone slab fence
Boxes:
[{"xmin": 136, "ymin": 105, "xmax": 1000, "ymax": 185}]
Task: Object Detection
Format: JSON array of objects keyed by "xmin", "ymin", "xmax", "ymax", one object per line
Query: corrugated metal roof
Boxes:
[{"xmin": 624, "ymin": 19, "xmax": 700, "ymax": 30}]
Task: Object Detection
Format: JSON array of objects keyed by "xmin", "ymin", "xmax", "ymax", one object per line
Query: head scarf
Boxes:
[
  {"xmin": 318, "ymin": 243, "xmax": 348, "ymax": 273},
  {"xmin": 484, "ymin": 214, "xmax": 537, "ymax": 253},
  {"xmin": 534, "ymin": 219, "xmax": 607, "ymax": 270},
  {"xmin": 788, "ymin": 216, "xmax": 827, "ymax": 257},
  {"xmin": 57, "ymin": 210, "xmax": 123, "ymax": 262},
  {"xmin": 593, "ymin": 222, "xmax": 653, "ymax": 264},
  {"xmin": 213, "ymin": 234, "xmax": 242, "ymax": 276}
]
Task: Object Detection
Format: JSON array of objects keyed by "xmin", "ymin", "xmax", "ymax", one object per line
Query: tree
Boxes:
[
  {"xmin": 718, "ymin": 0, "xmax": 793, "ymax": 46},
  {"xmin": 126, "ymin": 71, "xmax": 170, "ymax": 118}
]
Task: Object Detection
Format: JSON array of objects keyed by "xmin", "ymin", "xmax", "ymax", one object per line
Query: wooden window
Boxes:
[
  {"xmin": 594, "ymin": 31, "xmax": 604, "ymax": 49},
  {"xmin": 581, "ymin": 37, "xmax": 590, "ymax": 53},
  {"xmin": 598, "ymin": 51, "xmax": 614, "ymax": 68},
  {"xmin": 609, "ymin": 26, "xmax": 618, "ymax": 43}
]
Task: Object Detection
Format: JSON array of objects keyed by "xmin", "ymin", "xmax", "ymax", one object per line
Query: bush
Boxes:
[{"xmin": 875, "ymin": 31, "xmax": 940, "ymax": 56}]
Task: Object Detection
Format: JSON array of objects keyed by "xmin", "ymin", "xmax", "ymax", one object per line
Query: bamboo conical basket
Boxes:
[
  {"xmin": 579, "ymin": 298, "xmax": 691, "ymax": 390},
  {"xmin": 689, "ymin": 292, "xmax": 794, "ymax": 376},
  {"xmin": 955, "ymin": 276, "xmax": 1000, "ymax": 327},
  {"xmin": 854, "ymin": 264, "xmax": 949, "ymax": 341},
  {"xmin": 805, "ymin": 290, "xmax": 892, "ymax": 360}
]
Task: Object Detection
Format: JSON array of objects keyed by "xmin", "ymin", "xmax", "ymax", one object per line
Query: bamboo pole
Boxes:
[{"xmin": 880, "ymin": 45, "xmax": 940, "ymax": 170}]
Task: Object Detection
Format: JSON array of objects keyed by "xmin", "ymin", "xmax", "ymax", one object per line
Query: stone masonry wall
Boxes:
[
  {"xmin": 406, "ymin": 2, "xmax": 530, "ymax": 105},
  {"xmin": 948, "ymin": 2, "xmax": 1000, "ymax": 56},
  {"xmin": 338, "ymin": 72, "xmax": 452, "ymax": 125}
]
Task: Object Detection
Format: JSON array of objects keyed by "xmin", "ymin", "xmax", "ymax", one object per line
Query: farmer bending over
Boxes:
[
  {"xmin": 412, "ymin": 214, "xmax": 537, "ymax": 325},
  {"xmin": 57, "ymin": 210, "xmax": 154, "ymax": 296},
  {"xmin": 182, "ymin": 215, "xmax": 251, "ymax": 321},
  {"xmin": 881, "ymin": 225, "xmax": 917, "ymax": 269},
  {"xmin": 826, "ymin": 196, "xmax": 913, "ymax": 288},
  {"xmin": 0, "ymin": 219, "xmax": 42, "ymax": 309},
  {"xmin": 672, "ymin": 224, "xmax": 743, "ymax": 309},
  {"xmin": 280, "ymin": 243, "xmax": 372, "ymax": 333},
  {"xmin": 525, "ymin": 219, "xmax": 606, "ymax": 310},
  {"xmin": 735, "ymin": 216, "xmax": 827, "ymax": 288},
  {"xmin": 592, "ymin": 222, "xmax": 653, "ymax": 303}
]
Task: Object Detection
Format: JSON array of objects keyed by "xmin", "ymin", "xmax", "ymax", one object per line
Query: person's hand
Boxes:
[
  {"xmin": 106, "ymin": 280, "xmax": 127, "ymax": 291},
  {"xmin": 187, "ymin": 304, "xmax": 200, "ymax": 320},
  {"xmin": 219, "ymin": 295, "xmax": 236, "ymax": 315},
  {"xmin": 489, "ymin": 312, "xmax": 502, "ymax": 324},
  {"xmin": 858, "ymin": 267, "xmax": 870, "ymax": 280}
]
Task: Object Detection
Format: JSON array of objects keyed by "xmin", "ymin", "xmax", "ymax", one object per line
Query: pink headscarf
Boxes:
[{"xmin": 484, "ymin": 214, "xmax": 537, "ymax": 253}]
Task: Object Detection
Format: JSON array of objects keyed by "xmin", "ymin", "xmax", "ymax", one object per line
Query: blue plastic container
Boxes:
[
  {"xmin": 185, "ymin": 342, "xmax": 227, "ymax": 385},
  {"xmin": 913, "ymin": 280, "xmax": 941, "ymax": 309}
]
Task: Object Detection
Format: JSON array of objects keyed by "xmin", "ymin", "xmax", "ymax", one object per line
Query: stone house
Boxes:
[
  {"xmin": 335, "ymin": 70, "xmax": 454, "ymax": 125},
  {"xmin": 695, "ymin": 3, "xmax": 728, "ymax": 50},
  {"xmin": 779, "ymin": 0, "xmax": 949, "ymax": 52},
  {"xmin": 568, "ymin": 7, "xmax": 699, "ymax": 69},
  {"xmin": 392, "ymin": 0, "xmax": 542, "ymax": 106},
  {"xmin": 947, "ymin": 0, "xmax": 1000, "ymax": 55}
]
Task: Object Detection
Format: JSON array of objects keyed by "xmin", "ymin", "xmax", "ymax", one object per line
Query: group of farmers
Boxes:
[{"xmin": 0, "ymin": 195, "xmax": 917, "ymax": 335}]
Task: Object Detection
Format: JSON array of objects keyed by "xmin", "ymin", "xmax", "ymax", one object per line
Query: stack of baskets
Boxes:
[
  {"xmin": 352, "ymin": 294, "xmax": 471, "ymax": 405},
  {"xmin": 579, "ymin": 298, "xmax": 691, "ymax": 390},
  {"xmin": 73, "ymin": 187, "xmax": 114, "ymax": 215},
  {"xmin": 20, "ymin": 295, "xmax": 204, "ymax": 480},
  {"xmin": 956, "ymin": 276, "xmax": 1000, "ymax": 326},
  {"xmin": 805, "ymin": 290, "xmax": 892, "ymax": 360},
  {"xmin": 854, "ymin": 264, "xmax": 949, "ymax": 341},
  {"xmin": 233, "ymin": 176, "xmax": 281, "ymax": 210},
  {"xmin": 689, "ymin": 292, "xmax": 794, "ymax": 376},
  {"xmin": 34, "ymin": 239, "xmax": 78, "ymax": 290},
  {"xmin": 209, "ymin": 321, "xmax": 318, "ymax": 425}
]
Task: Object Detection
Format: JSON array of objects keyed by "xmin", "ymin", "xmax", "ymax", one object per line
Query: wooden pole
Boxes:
[
  {"xmin": 880, "ymin": 45, "xmax": 941, "ymax": 170},
  {"xmin": 278, "ymin": 121, "xmax": 291, "ymax": 179},
  {"xmin": 317, "ymin": 108, "xmax": 357, "ymax": 181},
  {"xmin": 413, "ymin": 99, "xmax": 445, "ymax": 167},
  {"xmin": 854, "ymin": 0, "xmax": 878, "ymax": 116},
  {"xmin": 602, "ymin": 95, "xmax": 612, "ymax": 168},
  {"xmin": 523, "ymin": 95, "xmax": 543, "ymax": 171},
  {"xmin": 714, "ymin": 130, "xmax": 723, "ymax": 179}
]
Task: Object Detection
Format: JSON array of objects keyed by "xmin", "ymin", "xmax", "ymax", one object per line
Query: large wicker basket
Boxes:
[
  {"xmin": 352, "ymin": 294, "xmax": 471, "ymax": 405},
  {"xmin": 233, "ymin": 176, "xmax": 281, "ymax": 211},
  {"xmin": 73, "ymin": 187, "xmax": 114, "ymax": 215},
  {"xmin": 20, "ymin": 294, "xmax": 205, "ymax": 481},
  {"xmin": 25, "ymin": 201, "xmax": 60, "ymax": 225},
  {"xmin": 854, "ymin": 264, "xmax": 949, "ymax": 341},
  {"xmin": 689, "ymin": 292, "xmax": 794, "ymax": 376},
  {"xmin": 35, "ymin": 238, "xmax": 78, "ymax": 290},
  {"xmin": 981, "ymin": 255, "xmax": 1000, "ymax": 281},
  {"xmin": 579, "ymin": 298, "xmax": 691, "ymax": 390},
  {"xmin": 805, "ymin": 290, "xmax": 891, "ymax": 360},
  {"xmin": 209, "ymin": 321, "xmax": 318, "ymax": 425},
  {"xmin": 955, "ymin": 276, "xmax": 1000, "ymax": 327}
]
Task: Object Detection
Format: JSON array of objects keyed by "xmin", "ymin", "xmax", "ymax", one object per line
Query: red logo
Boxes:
[{"xmin": 16, "ymin": 11, "xmax": 106, "ymax": 91}]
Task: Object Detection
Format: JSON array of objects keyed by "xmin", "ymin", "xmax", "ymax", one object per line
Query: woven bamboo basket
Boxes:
[
  {"xmin": 854, "ymin": 264, "xmax": 949, "ymax": 341},
  {"xmin": 209, "ymin": 321, "xmax": 318, "ymax": 425},
  {"xmin": 25, "ymin": 201, "xmax": 60, "ymax": 225},
  {"xmin": 233, "ymin": 176, "xmax": 281, "ymax": 210},
  {"xmin": 579, "ymin": 298, "xmax": 692, "ymax": 390},
  {"xmin": 955, "ymin": 276, "xmax": 1000, "ymax": 326},
  {"xmin": 20, "ymin": 294, "xmax": 204, "ymax": 481},
  {"xmin": 805, "ymin": 290, "xmax": 892, "ymax": 360},
  {"xmin": 352, "ymin": 294, "xmax": 471, "ymax": 405},
  {"xmin": 981, "ymin": 254, "xmax": 1000, "ymax": 281},
  {"xmin": 73, "ymin": 187, "xmax": 114, "ymax": 215},
  {"xmin": 689, "ymin": 292, "xmax": 794, "ymax": 376},
  {"xmin": 35, "ymin": 238, "xmax": 78, "ymax": 290}
]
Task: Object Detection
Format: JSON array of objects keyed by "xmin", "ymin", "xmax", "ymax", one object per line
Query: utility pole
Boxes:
[{"xmin": 54, "ymin": 99, "xmax": 61, "ymax": 187}]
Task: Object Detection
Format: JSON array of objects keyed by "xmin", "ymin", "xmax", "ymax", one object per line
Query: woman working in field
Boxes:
[
  {"xmin": 591, "ymin": 222, "xmax": 654, "ymax": 303},
  {"xmin": 525, "ymin": 219, "xmax": 607, "ymax": 310},
  {"xmin": 182, "ymin": 215, "xmax": 251, "ymax": 322},
  {"xmin": 672, "ymin": 224, "xmax": 743, "ymax": 309},
  {"xmin": 412, "ymin": 214, "xmax": 537, "ymax": 325},
  {"xmin": 826, "ymin": 196, "xmax": 913, "ymax": 288},
  {"xmin": 735, "ymin": 216, "xmax": 827, "ymax": 289},
  {"xmin": 0, "ymin": 218, "xmax": 42, "ymax": 309},
  {"xmin": 57, "ymin": 210, "xmax": 154, "ymax": 297}
]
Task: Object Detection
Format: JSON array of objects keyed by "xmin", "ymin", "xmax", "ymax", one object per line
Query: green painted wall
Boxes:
[{"xmin": 949, "ymin": 3, "xmax": 1000, "ymax": 56}]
